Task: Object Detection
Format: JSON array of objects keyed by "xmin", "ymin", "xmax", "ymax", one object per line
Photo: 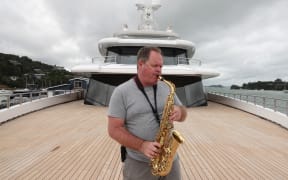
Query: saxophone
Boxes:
[{"xmin": 151, "ymin": 76, "xmax": 184, "ymax": 176}]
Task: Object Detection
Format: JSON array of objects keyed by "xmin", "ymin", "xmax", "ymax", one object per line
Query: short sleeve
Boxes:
[
  {"xmin": 174, "ymin": 94, "xmax": 183, "ymax": 106},
  {"xmin": 108, "ymin": 87, "xmax": 126, "ymax": 120}
]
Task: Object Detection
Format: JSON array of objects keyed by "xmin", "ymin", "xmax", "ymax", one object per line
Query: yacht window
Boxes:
[
  {"xmin": 162, "ymin": 48, "xmax": 188, "ymax": 65},
  {"xmin": 106, "ymin": 51, "xmax": 118, "ymax": 63},
  {"xmin": 177, "ymin": 53, "xmax": 188, "ymax": 65},
  {"xmin": 74, "ymin": 81, "xmax": 82, "ymax": 88},
  {"xmin": 107, "ymin": 47, "xmax": 139, "ymax": 64},
  {"xmin": 106, "ymin": 46, "xmax": 187, "ymax": 65}
]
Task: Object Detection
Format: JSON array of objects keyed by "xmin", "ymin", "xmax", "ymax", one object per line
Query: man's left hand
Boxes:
[{"xmin": 169, "ymin": 105, "xmax": 186, "ymax": 122}]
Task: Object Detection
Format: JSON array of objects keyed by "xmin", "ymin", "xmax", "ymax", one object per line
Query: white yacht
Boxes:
[
  {"xmin": 71, "ymin": 3, "xmax": 219, "ymax": 106},
  {"xmin": 1, "ymin": 3, "xmax": 288, "ymax": 179}
]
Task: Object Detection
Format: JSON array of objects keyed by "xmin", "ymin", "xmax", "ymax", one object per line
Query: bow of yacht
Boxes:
[{"xmin": 0, "ymin": 99, "xmax": 287, "ymax": 179}]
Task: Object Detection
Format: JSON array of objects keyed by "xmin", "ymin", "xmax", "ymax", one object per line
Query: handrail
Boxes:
[
  {"xmin": 0, "ymin": 90, "xmax": 74, "ymax": 110},
  {"xmin": 0, "ymin": 90, "xmax": 84, "ymax": 123},
  {"xmin": 91, "ymin": 56, "xmax": 202, "ymax": 66},
  {"xmin": 92, "ymin": 56, "xmax": 117, "ymax": 64},
  {"xmin": 208, "ymin": 91, "xmax": 288, "ymax": 116},
  {"xmin": 177, "ymin": 57, "xmax": 202, "ymax": 66}
]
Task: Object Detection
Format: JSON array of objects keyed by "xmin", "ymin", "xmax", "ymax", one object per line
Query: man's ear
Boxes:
[{"xmin": 137, "ymin": 60, "xmax": 144, "ymax": 68}]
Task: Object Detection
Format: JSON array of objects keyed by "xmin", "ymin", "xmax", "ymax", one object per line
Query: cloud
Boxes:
[
  {"xmin": 192, "ymin": 0, "xmax": 288, "ymax": 85},
  {"xmin": 0, "ymin": 0, "xmax": 287, "ymax": 86}
]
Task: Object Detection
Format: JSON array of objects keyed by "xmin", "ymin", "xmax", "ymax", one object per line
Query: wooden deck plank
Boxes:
[
  {"xmin": 89, "ymin": 136, "xmax": 116, "ymax": 179},
  {"xmin": 0, "ymin": 100, "xmax": 288, "ymax": 179},
  {"xmin": 177, "ymin": 102, "xmax": 288, "ymax": 180}
]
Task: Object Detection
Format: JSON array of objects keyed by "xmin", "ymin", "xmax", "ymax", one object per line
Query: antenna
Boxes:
[
  {"xmin": 136, "ymin": 2, "xmax": 161, "ymax": 30},
  {"xmin": 152, "ymin": 0, "xmax": 161, "ymax": 7}
]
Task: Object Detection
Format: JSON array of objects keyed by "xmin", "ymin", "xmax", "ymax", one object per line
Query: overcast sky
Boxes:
[{"xmin": 1, "ymin": 0, "xmax": 287, "ymax": 86}]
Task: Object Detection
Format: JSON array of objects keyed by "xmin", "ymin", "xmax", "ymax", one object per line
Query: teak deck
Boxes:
[{"xmin": 0, "ymin": 101, "xmax": 288, "ymax": 179}]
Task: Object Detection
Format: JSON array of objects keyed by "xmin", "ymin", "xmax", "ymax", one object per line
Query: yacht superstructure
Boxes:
[{"xmin": 71, "ymin": 3, "xmax": 219, "ymax": 106}]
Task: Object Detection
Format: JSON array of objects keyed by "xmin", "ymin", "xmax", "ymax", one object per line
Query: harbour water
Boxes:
[{"xmin": 205, "ymin": 86, "xmax": 288, "ymax": 115}]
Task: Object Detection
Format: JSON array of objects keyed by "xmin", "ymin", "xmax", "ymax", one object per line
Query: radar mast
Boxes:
[{"xmin": 136, "ymin": 2, "xmax": 161, "ymax": 30}]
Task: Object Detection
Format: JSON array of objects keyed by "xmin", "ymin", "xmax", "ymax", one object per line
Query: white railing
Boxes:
[
  {"xmin": 0, "ymin": 90, "xmax": 77, "ymax": 110},
  {"xmin": 92, "ymin": 56, "xmax": 117, "ymax": 64},
  {"xmin": 0, "ymin": 90, "xmax": 84, "ymax": 123},
  {"xmin": 177, "ymin": 57, "xmax": 202, "ymax": 66},
  {"xmin": 91, "ymin": 56, "xmax": 202, "ymax": 66},
  {"xmin": 208, "ymin": 91, "xmax": 288, "ymax": 116}
]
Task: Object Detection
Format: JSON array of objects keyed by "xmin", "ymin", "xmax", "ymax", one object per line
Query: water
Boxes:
[{"xmin": 205, "ymin": 87, "xmax": 288, "ymax": 115}]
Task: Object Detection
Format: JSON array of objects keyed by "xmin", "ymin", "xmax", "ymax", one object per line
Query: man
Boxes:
[{"xmin": 108, "ymin": 46, "xmax": 187, "ymax": 180}]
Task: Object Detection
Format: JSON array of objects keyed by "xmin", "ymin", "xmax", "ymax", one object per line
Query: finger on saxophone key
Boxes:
[
  {"xmin": 153, "ymin": 142, "xmax": 161, "ymax": 153},
  {"xmin": 149, "ymin": 142, "xmax": 160, "ymax": 158},
  {"xmin": 140, "ymin": 141, "xmax": 160, "ymax": 158}
]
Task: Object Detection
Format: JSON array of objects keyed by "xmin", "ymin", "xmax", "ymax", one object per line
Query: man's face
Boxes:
[{"xmin": 138, "ymin": 50, "xmax": 163, "ymax": 86}]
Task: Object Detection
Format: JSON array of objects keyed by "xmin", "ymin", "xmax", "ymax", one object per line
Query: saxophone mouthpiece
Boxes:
[{"xmin": 158, "ymin": 75, "xmax": 164, "ymax": 81}]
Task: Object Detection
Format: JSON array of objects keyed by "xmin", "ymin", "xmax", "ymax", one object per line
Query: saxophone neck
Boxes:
[
  {"xmin": 158, "ymin": 76, "xmax": 175, "ymax": 93},
  {"xmin": 158, "ymin": 75, "xmax": 164, "ymax": 81}
]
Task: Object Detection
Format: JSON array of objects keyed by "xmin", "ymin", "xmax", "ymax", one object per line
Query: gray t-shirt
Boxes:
[{"xmin": 108, "ymin": 78, "xmax": 182, "ymax": 162}]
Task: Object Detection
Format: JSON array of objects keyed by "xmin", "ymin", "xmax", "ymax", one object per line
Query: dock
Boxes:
[{"xmin": 0, "ymin": 100, "xmax": 288, "ymax": 179}]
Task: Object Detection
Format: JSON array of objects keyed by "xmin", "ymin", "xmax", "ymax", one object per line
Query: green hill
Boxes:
[
  {"xmin": 0, "ymin": 53, "xmax": 74, "ymax": 89},
  {"xmin": 231, "ymin": 79, "xmax": 288, "ymax": 91}
]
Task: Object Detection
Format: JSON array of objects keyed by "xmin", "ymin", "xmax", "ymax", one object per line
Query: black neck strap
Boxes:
[{"xmin": 134, "ymin": 76, "xmax": 160, "ymax": 123}]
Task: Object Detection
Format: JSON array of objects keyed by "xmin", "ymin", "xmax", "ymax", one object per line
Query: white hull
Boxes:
[{"xmin": 71, "ymin": 64, "xmax": 219, "ymax": 79}]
